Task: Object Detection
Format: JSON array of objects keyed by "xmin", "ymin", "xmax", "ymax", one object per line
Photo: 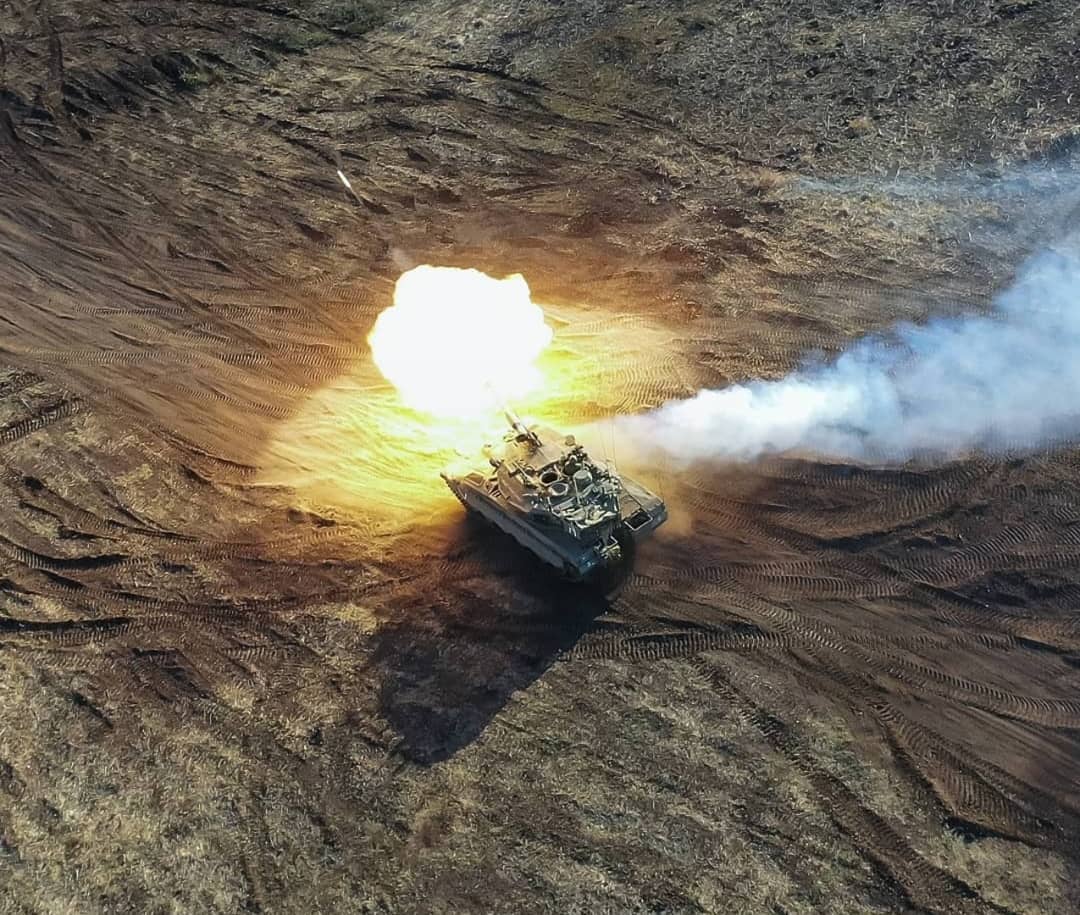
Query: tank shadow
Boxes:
[{"xmin": 368, "ymin": 522, "xmax": 610, "ymax": 765}]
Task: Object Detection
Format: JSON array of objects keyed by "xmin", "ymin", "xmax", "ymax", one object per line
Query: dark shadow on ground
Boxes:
[{"xmin": 369, "ymin": 520, "xmax": 610, "ymax": 764}]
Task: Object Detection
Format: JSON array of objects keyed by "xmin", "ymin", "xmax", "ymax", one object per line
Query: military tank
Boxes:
[{"xmin": 442, "ymin": 409, "xmax": 667, "ymax": 593}]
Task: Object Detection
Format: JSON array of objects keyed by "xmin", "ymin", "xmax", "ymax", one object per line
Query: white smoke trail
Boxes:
[{"xmin": 615, "ymin": 248, "xmax": 1080, "ymax": 464}]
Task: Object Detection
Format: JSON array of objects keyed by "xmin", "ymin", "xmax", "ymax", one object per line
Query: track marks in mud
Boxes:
[
  {"xmin": 0, "ymin": 372, "xmax": 379, "ymax": 678},
  {"xmin": 875, "ymin": 703, "xmax": 1068, "ymax": 847},
  {"xmin": 689, "ymin": 659, "xmax": 996, "ymax": 915},
  {"xmin": 0, "ymin": 398, "xmax": 83, "ymax": 445},
  {"xmin": 565, "ymin": 446, "xmax": 1080, "ymax": 878}
]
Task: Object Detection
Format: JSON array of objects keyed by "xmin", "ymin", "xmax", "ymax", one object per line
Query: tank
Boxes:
[{"xmin": 441, "ymin": 409, "xmax": 667, "ymax": 593}]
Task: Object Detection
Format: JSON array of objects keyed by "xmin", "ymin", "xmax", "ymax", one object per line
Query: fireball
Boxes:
[{"xmin": 368, "ymin": 265, "xmax": 553, "ymax": 418}]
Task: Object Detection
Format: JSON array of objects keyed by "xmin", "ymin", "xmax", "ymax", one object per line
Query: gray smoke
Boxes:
[{"xmin": 615, "ymin": 249, "xmax": 1080, "ymax": 464}]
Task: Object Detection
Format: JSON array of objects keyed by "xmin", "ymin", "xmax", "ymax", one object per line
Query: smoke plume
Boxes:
[{"xmin": 615, "ymin": 249, "xmax": 1080, "ymax": 464}]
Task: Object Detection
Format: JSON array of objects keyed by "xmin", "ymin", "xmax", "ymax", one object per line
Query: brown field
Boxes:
[{"xmin": 1, "ymin": 2, "xmax": 1079, "ymax": 912}]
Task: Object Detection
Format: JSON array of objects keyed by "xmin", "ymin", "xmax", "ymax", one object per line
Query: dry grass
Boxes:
[{"xmin": 1, "ymin": 1, "xmax": 1078, "ymax": 913}]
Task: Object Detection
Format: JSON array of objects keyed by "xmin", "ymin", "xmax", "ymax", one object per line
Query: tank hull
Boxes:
[
  {"xmin": 442, "ymin": 469, "xmax": 667, "ymax": 584},
  {"xmin": 443, "ymin": 472, "xmax": 611, "ymax": 579},
  {"xmin": 441, "ymin": 417, "xmax": 667, "ymax": 591}
]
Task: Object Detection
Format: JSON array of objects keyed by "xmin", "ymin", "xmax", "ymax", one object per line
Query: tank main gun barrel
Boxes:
[{"xmin": 504, "ymin": 405, "xmax": 541, "ymax": 446}]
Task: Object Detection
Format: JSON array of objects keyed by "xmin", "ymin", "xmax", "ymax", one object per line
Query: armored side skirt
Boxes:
[{"xmin": 443, "ymin": 474, "xmax": 609, "ymax": 580}]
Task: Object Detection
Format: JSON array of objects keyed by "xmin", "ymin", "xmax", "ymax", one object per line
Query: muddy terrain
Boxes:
[{"xmin": 1, "ymin": 1, "xmax": 1079, "ymax": 913}]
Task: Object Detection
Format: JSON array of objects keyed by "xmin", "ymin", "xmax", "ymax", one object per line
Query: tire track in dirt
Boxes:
[
  {"xmin": 874, "ymin": 702, "xmax": 1071, "ymax": 847},
  {"xmin": 0, "ymin": 399, "xmax": 82, "ymax": 445},
  {"xmin": 565, "ymin": 442, "xmax": 1080, "ymax": 862},
  {"xmin": 688, "ymin": 657, "xmax": 1004, "ymax": 915}
]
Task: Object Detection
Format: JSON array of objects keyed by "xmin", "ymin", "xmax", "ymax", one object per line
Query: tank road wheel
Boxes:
[{"xmin": 589, "ymin": 525, "xmax": 636, "ymax": 600}]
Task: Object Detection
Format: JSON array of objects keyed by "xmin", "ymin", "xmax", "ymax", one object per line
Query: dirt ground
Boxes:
[{"xmin": 1, "ymin": 1, "xmax": 1079, "ymax": 913}]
